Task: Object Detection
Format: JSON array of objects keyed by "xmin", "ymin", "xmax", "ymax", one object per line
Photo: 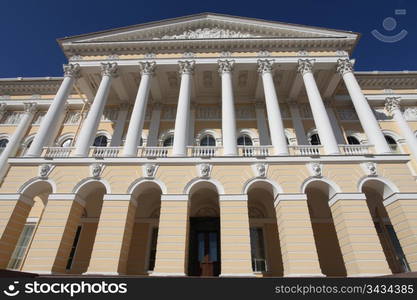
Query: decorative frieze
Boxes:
[{"xmin": 156, "ymin": 28, "xmax": 257, "ymax": 40}]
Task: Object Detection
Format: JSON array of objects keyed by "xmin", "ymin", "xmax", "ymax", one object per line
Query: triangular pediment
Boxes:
[{"xmin": 59, "ymin": 13, "xmax": 359, "ymax": 56}]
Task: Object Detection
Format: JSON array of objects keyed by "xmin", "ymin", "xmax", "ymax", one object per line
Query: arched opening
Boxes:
[
  {"xmin": 126, "ymin": 181, "xmax": 162, "ymax": 275},
  {"xmin": 0, "ymin": 138, "xmax": 9, "ymax": 152},
  {"xmin": 200, "ymin": 134, "xmax": 216, "ymax": 146},
  {"xmin": 304, "ymin": 181, "xmax": 347, "ymax": 276},
  {"xmin": 61, "ymin": 137, "xmax": 73, "ymax": 147},
  {"xmin": 188, "ymin": 181, "xmax": 220, "ymax": 276},
  {"xmin": 163, "ymin": 135, "xmax": 174, "ymax": 147},
  {"xmin": 237, "ymin": 135, "xmax": 253, "ymax": 146},
  {"xmin": 93, "ymin": 135, "xmax": 108, "ymax": 147},
  {"xmin": 6, "ymin": 180, "xmax": 52, "ymax": 271},
  {"xmin": 246, "ymin": 181, "xmax": 283, "ymax": 276},
  {"xmin": 384, "ymin": 135, "xmax": 398, "ymax": 152},
  {"xmin": 309, "ymin": 133, "xmax": 321, "ymax": 145},
  {"xmin": 361, "ymin": 179, "xmax": 410, "ymax": 273},
  {"xmin": 66, "ymin": 181, "xmax": 106, "ymax": 274},
  {"xmin": 347, "ymin": 136, "xmax": 361, "ymax": 145}
]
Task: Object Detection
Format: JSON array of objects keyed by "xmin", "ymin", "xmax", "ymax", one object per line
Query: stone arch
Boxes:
[
  {"xmin": 237, "ymin": 128, "xmax": 258, "ymax": 146},
  {"xmin": 243, "ymin": 177, "xmax": 282, "ymax": 198},
  {"xmin": 301, "ymin": 177, "xmax": 341, "ymax": 198},
  {"xmin": 72, "ymin": 177, "xmax": 111, "ymax": 195},
  {"xmin": 184, "ymin": 177, "xmax": 225, "ymax": 195},
  {"xmin": 358, "ymin": 176, "xmax": 399, "ymax": 200},
  {"xmin": 127, "ymin": 177, "xmax": 168, "ymax": 195},
  {"xmin": 195, "ymin": 129, "xmax": 221, "ymax": 146},
  {"xmin": 19, "ymin": 177, "xmax": 57, "ymax": 197}
]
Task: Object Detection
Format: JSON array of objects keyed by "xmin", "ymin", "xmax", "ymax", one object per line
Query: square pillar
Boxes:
[
  {"xmin": 329, "ymin": 193, "xmax": 391, "ymax": 276},
  {"xmin": 85, "ymin": 194, "xmax": 136, "ymax": 275},
  {"xmin": 384, "ymin": 193, "xmax": 417, "ymax": 271},
  {"xmin": 22, "ymin": 194, "xmax": 85, "ymax": 274},
  {"xmin": 274, "ymin": 194, "xmax": 323, "ymax": 277},
  {"xmin": 219, "ymin": 195, "xmax": 254, "ymax": 277},
  {"xmin": 151, "ymin": 195, "xmax": 189, "ymax": 276},
  {"xmin": 0, "ymin": 194, "xmax": 33, "ymax": 268}
]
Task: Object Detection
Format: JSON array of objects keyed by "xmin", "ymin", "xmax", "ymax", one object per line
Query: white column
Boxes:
[
  {"xmin": 288, "ymin": 100, "xmax": 308, "ymax": 145},
  {"xmin": 123, "ymin": 61, "xmax": 156, "ymax": 156},
  {"xmin": 337, "ymin": 58, "xmax": 391, "ymax": 153},
  {"xmin": 74, "ymin": 63, "xmax": 118, "ymax": 157},
  {"xmin": 110, "ymin": 103, "xmax": 130, "ymax": 146},
  {"xmin": 298, "ymin": 59, "xmax": 340, "ymax": 154},
  {"xmin": 258, "ymin": 59, "xmax": 289, "ymax": 155},
  {"xmin": 188, "ymin": 102, "xmax": 196, "ymax": 146},
  {"xmin": 386, "ymin": 97, "xmax": 417, "ymax": 159},
  {"xmin": 254, "ymin": 102, "xmax": 271, "ymax": 145},
  {"xmin": 172, "ymin": 61, "xmax": 194, "ymax": 156},
  {"xmin": 219, "ymin": 60, "xmax": 237, "ymax": 156},
  {"xmin": 26, "ymin": 64, "xmax": 80, "ymax": 156},
  {"xmin": 147, "ymin": 102, "xmax": 162, "ymax": 147},
  {"xmin": 324, "ymin": 99, "xmax": 346, "ymax": 144},
  {"xmin": 0, "ymin": 103, "xmax": 37, "ymax": 179}
]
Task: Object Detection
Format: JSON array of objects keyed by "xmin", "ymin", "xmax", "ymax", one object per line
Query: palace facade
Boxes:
[{"xmin": 0, "ymin": 13, "xmax": 416, "ymax": 277}]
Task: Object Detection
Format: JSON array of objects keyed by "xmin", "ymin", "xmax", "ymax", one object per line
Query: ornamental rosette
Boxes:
[
  {"xmin": 218, "ymin": 59, "xmax": 234, "ymax": 74},
  {"xmin": 297, "ymin": 59, "xmax": 314, "ymax": 75},
  {"xmin": 257, "ymin": 59, "xmax": 273, "ymax": 74},
  {"xmin": 385, "ymin": 97, "xmax": 401, "ymax": 115},
  {"xmin": 63, "ymin": 63, "xmax": 81, "ymax": 78},
  {"xmin": 139, "ymin": 61, "xmax": 156, "ymax": 76},
  {"xmin": 100, "ymin": 62, "xmax": 119, "ymax": 77},
  {"xmin": 336, "ymin": 58, "xmax": 354, "ymax": 76},
  {"xmin": 178, "ymin": 60, "xmax": 195, "ymax": 75}
]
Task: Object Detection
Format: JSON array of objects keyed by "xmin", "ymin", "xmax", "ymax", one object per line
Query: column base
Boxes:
[
  {"xmin": 347, "ymin": 272, "xmax": 392, "ymax": 277},
  {"xmin": 284, "ymin": 273, "xmax": 326, "ymax": 278},
  {"xmin": 149, "ymin": 272, "xmax": 186, "ymax": 277},
  {"xmin": 82, "ymin": 272, "xmax": 121, "ymax": 276},
  {"xmin": 219, "ymin": 273, "xmax": 256, "ymax": 277}
]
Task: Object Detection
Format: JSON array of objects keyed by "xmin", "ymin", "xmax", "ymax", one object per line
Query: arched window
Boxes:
[
  {"xmin": 384, "ymin": 135, "xmax": 398, "ymax": 152},
  {"xmin": 309, "ymin": 133, "xmax": 321, "ymax": 145},
  {"xmin": 0, "ymin": 138, "xmax": 9, "ymax": 148},
  {"xmin": 163, "ymin": 135, "xmax": 174, "ymax": 147},
  {"xmin": 347, "ymin": 136, "xmax": 360, "ymax": 145},
  {"xmin": 200, "ymin": 135, "xmax": 216, "ymax": 146},
  {"xmin": 237, "ymin": 135, "xmax": 253, "ymax": 146},
  {"xmin": 93, "ymin": 135, "xmax": 108, "ymax": 147},
  {"xmin": 61, "ymin": 138, "xmax": 73, "ymax": 147}
]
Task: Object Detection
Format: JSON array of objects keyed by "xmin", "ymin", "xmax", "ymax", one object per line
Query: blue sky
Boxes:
[{"xmin": 0, "ymin": 0, "xmax": 414, "ymax": 77}]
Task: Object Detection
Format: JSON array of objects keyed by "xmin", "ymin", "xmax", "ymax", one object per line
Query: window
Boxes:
[
  {"xmin": 200, "ymin": 135, "xmax": 216, "ymax": 146},
  {"xmin": 163, "ymin": 135, "xmax": 174, "ymax": 147},
  {"xmin": 148, "ymin": 227, "xmax": 159, "ymax": 271},
  {"xmin": 0, "ymin": 138, "xmax": 9, "ymax": 148},
  {"xmin": 237, "ymin": 135, "xmax": 253, "ymax": 146},
  {"xmin": 66, "ymin": 226, "xmax": 82, "ymax": 270},
  {"xmin": 347, "ymin": 136, "xmax": 360, "ymax": 145},
  {"xmin": 8, "ymin": 223, "xmax": 36, "ymax": 270},
  {"xmin": 93, "ymin": 135, "xmax": 108, "ymax": 147},
  {"xmin": 309, "ymin": 133, "xmax": 321, "ymax": 145},
  {"xmin": 384, "ymin": 135, "xmax": 398, "ymax": 152},
  {"xmin": 250, "ymin": 227, "xmax": 267, "ymax": 272},
  {"xmin": 61, "ymin": 138, "xmax": 73, "ymax": 147}
]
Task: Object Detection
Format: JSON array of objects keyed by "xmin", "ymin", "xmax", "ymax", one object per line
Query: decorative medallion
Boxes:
[
  {"xmin": 90, "ymin": 163, "xmax": 104, "ymax": 178},
  {"xmin": 197, "ymin": 163, "xmax": 212, "ymax": 178},
  {"xmin": 361, "ymin": 162, "xmax": 377, "ymax": 177},
  {"xmin": 39, "ymin": 164, "xmax": 54, "ymax": 179},
  {"xmin": 143, "ymin": 164, "xmax": 158, "ymax": 178},
  {"xmin": 308, "ymin": 162, "xmax": 322, "ymax": 177}
]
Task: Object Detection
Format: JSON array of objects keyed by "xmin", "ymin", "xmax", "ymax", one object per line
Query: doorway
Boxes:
[{"xmin": 188, "ymin": 217, "xmax": 220, "ymax": 276}]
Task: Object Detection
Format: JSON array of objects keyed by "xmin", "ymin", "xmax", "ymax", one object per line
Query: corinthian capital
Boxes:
[
  {"xmin": 257, "ymin": 59, "xmax": 274, "ymax": 74},
  {"xmin": 23, "ymin": 102, "xmax": 38, "ymax": 114},
  {"xmin": 385, "ymin": 97, "xmax": 401, "ymax": 115},
  {"xmin": 63, "ymin": 63, "xmax": 81, "ymax": 78},
  {"xmin": 218, "ymin": 59, "xmax": 234, "ymax": 74},
  {"xmin": 101, "ymin": 62, "xmax": 119, "ymax": 77},
  {"xmin": 139, "ymin": 61, "xmax": 156, "ymax": 76},
  {"xmin": 297, "ymin": 59, "xmax": 314, "ymax": 75},
  {"xmin": 336, "ymin": 58, "xmax": 354, "ymax": 76},
  {"xmin": 178, "ymin": 60, "xmax": 195, "ymax": 75}
]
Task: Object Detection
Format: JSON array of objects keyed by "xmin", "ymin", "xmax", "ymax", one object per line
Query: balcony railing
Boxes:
[
  {"xmin": 189, "ymin": 146, "xmax": 219, "ymax": 157},
  {"xmin": 238, "ymin": 146, "xmax": 270, "ymax": 157},
  {"xmin": 40, "ymin": 144, "xmax": 374, "ymax": 159}
]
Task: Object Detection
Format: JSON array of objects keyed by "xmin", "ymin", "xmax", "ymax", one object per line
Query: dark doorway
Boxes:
[{"xmin": 188, "ymin": 217, "xmax": 220, "ymax": 276}]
